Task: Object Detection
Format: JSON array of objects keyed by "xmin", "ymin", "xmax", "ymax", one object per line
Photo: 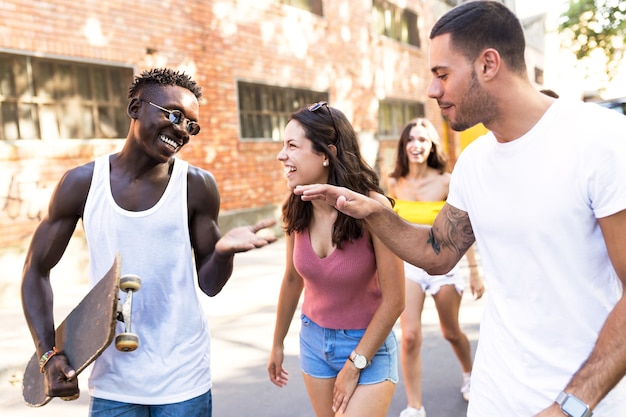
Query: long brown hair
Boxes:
[
  {"xmin": 389, "ymin": 118, "xmax": 449, "ymax": 179},
  {"xmin": 282, "ymin": 104, "xmax": 386, "ymax": 248}
]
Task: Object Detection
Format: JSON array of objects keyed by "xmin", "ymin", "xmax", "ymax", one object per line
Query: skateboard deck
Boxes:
[{"xmin": 22, "ymin": 255, "xmax": 121, "ymax": 407}]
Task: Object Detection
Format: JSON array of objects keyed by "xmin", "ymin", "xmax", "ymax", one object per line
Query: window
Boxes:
[
  {"xmin": 280, "ymin": 0, "xmax": 324, "ymax": 16},
  {"xmin": 372, "ymin": 0, "xmax": 420, "ymax": 47},
  {"xmin": 378, "ymin": 100, "xmax": 425, "ymax": 138},
  {"xmin": 0, "ymin": 53, "xmax": 132, "ymax": 140},
  {"xmin": 238, "ymin": 82, "xmax": 328, "ymax": 141}
]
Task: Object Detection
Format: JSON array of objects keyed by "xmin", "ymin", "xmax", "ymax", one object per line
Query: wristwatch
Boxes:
[
  {"xmin": 349, "ymin": 351, "xmax": 369, "ymax": 370},
  {"xmin": 556, "ymin": 391, "xmax": 593, "ymax": 417}
]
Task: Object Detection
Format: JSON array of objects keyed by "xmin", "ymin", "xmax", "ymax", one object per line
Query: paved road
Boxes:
[{"xmin": 0, "ymin": 237, "xmax": 484, "ymax": 417}]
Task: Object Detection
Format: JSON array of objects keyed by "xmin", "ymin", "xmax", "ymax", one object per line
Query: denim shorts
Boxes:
[
  {"xmin": 299, "ymin": 314, "xmax": 398, "ymax": 384},
  {"xmin": 89, "ymin": 390, "xmax": 212, "ymax": 417}
]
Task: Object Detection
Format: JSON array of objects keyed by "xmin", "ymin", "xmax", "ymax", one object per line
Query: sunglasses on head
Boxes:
[
  {"xmin": 308, "ymin": 101, "xmax": 338, "ymax": 142},
  {"xmin": 142, "ymin": 100, "xmax": 201, "ymax": 135}
]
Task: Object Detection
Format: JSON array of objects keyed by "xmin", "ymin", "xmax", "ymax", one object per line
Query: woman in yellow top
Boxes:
[{"xmin": 387, "ymin": 119, "xmax": 485, "ymax": 417}]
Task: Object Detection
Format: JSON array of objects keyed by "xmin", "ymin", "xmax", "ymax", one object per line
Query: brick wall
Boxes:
[{"xmin": 0, "ymin": 0, "xmax": 457, "ymax": 249}]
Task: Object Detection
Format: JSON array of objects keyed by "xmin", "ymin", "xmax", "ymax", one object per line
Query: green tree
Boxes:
[{"xmin": 558, "ymin": 0, "xmax": 626, "ymax": 79}]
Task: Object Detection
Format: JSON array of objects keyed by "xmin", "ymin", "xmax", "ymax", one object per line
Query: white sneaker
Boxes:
[
  {"xmin": 399, "ymin": 406, "xmax": 426, "ymax": 417},
  {"xmin": 461, "ymin": 374, "xmax": 471, "ymax": 401}
]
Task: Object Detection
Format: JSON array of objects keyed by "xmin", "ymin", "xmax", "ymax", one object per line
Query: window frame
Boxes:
[
  {"xmin": 0, "ymin": 52, "xmax": 133, "ymax": 141},
  {"xmin": 372, "ymin": 0, "xmax": 421, "ymax": 48},
  {"xmin": 237, "ymin": 81, "xmax": 329, "ymax": 141},
  {"xmin": 279, "ymin": 0, "xmax": 324, "ymax": 16},
  {"xmin": 377, "ymin": 99, "xmax": 425, "ymax": 140}
]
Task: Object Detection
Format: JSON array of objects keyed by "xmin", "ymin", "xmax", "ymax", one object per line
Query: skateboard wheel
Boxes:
[
  {"xmin": 120, "ymin": 274, "xmax": 141, "ymax": 292},
  {"xmin": 61, "ymin": 392, "xmax": 80, "ymax": 401},
  {"xmin": 115, "ymin": 333, "xmax": 139, "ymax": 352}
]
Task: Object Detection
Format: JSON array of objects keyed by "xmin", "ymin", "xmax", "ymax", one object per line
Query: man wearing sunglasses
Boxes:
[{"xmin": 21, "ymin": 67, "xmax": 276, "ymax": 416}]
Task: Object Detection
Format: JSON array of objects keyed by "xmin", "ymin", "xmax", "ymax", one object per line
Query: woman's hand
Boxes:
[
  {"xmin": 332, "ymin": 361, "xmax": 360, "ymax": 413},
  {"xmin": 267, "ymin": 347, "xmax": 289, "ymax": 387}
]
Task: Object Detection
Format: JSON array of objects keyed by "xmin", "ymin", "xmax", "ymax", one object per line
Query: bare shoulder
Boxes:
[
  {"xmin": 367, "ymin": 190, "xmax": 392, "ymax": 209},
  {"xmin": 187, "ymin": 165, "xmax": 218, "ymax": 191},
  {"xmin": 187, "ymin": 165, "xmax": 219, "ymax": 215},
  {"xmin": 437, "ymin": 171, "xmax": 451, "ymax": 186},
  {"xmin": 63, "ymin": 161, "xmax": 96, "ymax": 187},
  {"xmin": 50, "ymin": 162, "xmax": 96, "ymax": 218},
  {"xmin": 386, "ymin": 177, "xmax": 398, "ymax": 198},
  {"xmin": 434, "ymin": 171, "xmax": 451, "ymax": 198}
]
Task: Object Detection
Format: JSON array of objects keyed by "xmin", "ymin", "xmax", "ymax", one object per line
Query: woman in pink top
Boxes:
[{"xmin": 268, "ymin": 102, "xmax": 405, "ymax": 417}]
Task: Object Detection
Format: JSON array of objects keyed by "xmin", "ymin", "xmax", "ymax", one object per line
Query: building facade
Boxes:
[
  {"xmin": 0, "ymin": 0, "xmax": 450, "ymax": 249},
  {"xmin": 0, "ymin": 0, "xmax": 543, "ymax": 252}
]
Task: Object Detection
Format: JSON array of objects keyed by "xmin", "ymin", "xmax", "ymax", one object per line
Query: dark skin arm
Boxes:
[
  {"xmin": 187, "ymin": 166, "xmax": 277, "ymax": 296},
  {"xmin": 21, "ymin": 163, "xmax": 94, "ymax": 399},
  {"xmin": 295, "ymin": 184, "xmax": 475, "ymax": 274},
  {"xmin": 22, "ymin": 162, "xmax": 276, "ymax": 399}
]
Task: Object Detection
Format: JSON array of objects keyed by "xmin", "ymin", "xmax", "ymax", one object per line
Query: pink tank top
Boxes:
[{"xmin": 293, "ymin": 229, "xmax": 381, "ymax": 329}]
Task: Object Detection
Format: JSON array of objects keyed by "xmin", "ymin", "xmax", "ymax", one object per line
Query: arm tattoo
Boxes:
[
  {"xmin": 428, "ymin": 229, "xmax": 441, "ymax": 255},
  {"xmin": 429, "ymin": 204, "xmax": 475, "ymax": 258}
]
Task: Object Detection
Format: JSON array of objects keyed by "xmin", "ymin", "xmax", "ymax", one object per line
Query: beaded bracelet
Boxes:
[{"xmin": 39, "ymin": 347, "xmax": 59, "ymax": 373}]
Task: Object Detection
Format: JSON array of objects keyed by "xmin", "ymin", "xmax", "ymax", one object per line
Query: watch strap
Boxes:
[{"xmin": 349, "ymin": 350, "xmax": 369, "ymax": 369}]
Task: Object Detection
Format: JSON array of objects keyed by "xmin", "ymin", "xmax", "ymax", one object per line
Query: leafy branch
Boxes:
[{"xmin": 558, "ymin": 0, "xmax": 626, "ymax": 80}]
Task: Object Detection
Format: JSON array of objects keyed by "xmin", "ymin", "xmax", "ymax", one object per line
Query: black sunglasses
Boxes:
[
  {"xmin": 142, "ymin": 100, "xmax": 201, "ymax": 135},
  {"xmin": 308, "ymin": 101, "xmax": 338, "ymax": 142}
]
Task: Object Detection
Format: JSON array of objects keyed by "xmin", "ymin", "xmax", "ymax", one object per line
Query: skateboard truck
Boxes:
[{"xmin": 116, "ymin": 274, "xmax": 141, "ymax": 352}]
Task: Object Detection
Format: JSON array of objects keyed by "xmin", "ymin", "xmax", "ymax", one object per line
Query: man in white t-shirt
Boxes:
[{"xmin": 295, "ymin": 2, "xmax": 626, "ymax": 416}]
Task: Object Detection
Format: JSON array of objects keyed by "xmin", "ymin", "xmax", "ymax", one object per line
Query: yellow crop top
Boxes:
[{"xmin": 393, "ymin": 200, "xmax": 445, "ymax": 225}]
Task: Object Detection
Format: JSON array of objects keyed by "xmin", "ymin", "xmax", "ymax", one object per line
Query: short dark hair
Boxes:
[
  {"xmin": 430, "ymin": 1, "xmax": 527, "ymax": 74},
  {"xmin": 128, "ymin": 68, "xmax": 202, "ymax": 99}
]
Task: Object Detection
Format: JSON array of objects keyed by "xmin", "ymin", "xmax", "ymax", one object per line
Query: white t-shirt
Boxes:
[
  {"xmin": 447, "ymin": 99, "xmax": 626, "ymax": 416},
  {"xmin": 83, "ymin": 155, "xmax": 212, "ymax": 404}
]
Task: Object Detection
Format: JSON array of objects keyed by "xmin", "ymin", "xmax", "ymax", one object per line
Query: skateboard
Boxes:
[{"xmin": 22, "ymin": 255, "xmax": 141, "ymax": 407}]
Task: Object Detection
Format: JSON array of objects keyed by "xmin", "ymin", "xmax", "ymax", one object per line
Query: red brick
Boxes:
[{"xmin": 0, "ymin": 0, "xmax": 457, "ymax": 247}]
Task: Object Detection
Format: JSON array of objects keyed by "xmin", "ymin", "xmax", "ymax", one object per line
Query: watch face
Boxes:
[
  {"xmin": 562, "ymin": 396, "xmax": 588, "ymax": 417},
  {"xmin": 354, "ymin": 355, "xmax": 367, "ymax": 369}
]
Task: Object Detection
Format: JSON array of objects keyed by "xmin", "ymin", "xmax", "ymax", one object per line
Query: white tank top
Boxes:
[{"xmin": 83, "ymin": 154, "xmax": 211, "ymax": 404}]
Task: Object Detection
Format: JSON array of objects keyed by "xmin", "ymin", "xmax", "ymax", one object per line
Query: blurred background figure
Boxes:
[{"xmin": 387, "ymin": 118, "xmax": 485, "ymax": 417}]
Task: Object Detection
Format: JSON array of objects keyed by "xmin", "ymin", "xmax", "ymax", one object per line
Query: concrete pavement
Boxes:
[{"xmin": 0, "ymin": 236, "xmax": 485, "ymax": 417}]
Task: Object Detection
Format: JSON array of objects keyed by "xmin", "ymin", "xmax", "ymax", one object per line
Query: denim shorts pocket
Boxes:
[
  {"xmin": 301, "ymin": 314, "xmax": 312, "ymax": 327},
  {"xmin": 340, "ymin": 328, "xmax": 366, "ymax": 341}
]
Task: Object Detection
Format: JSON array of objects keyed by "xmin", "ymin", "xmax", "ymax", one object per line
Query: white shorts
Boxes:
[{"xmin": 404, "ymin": 261, "xmax": 464, "ymax": 295}]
